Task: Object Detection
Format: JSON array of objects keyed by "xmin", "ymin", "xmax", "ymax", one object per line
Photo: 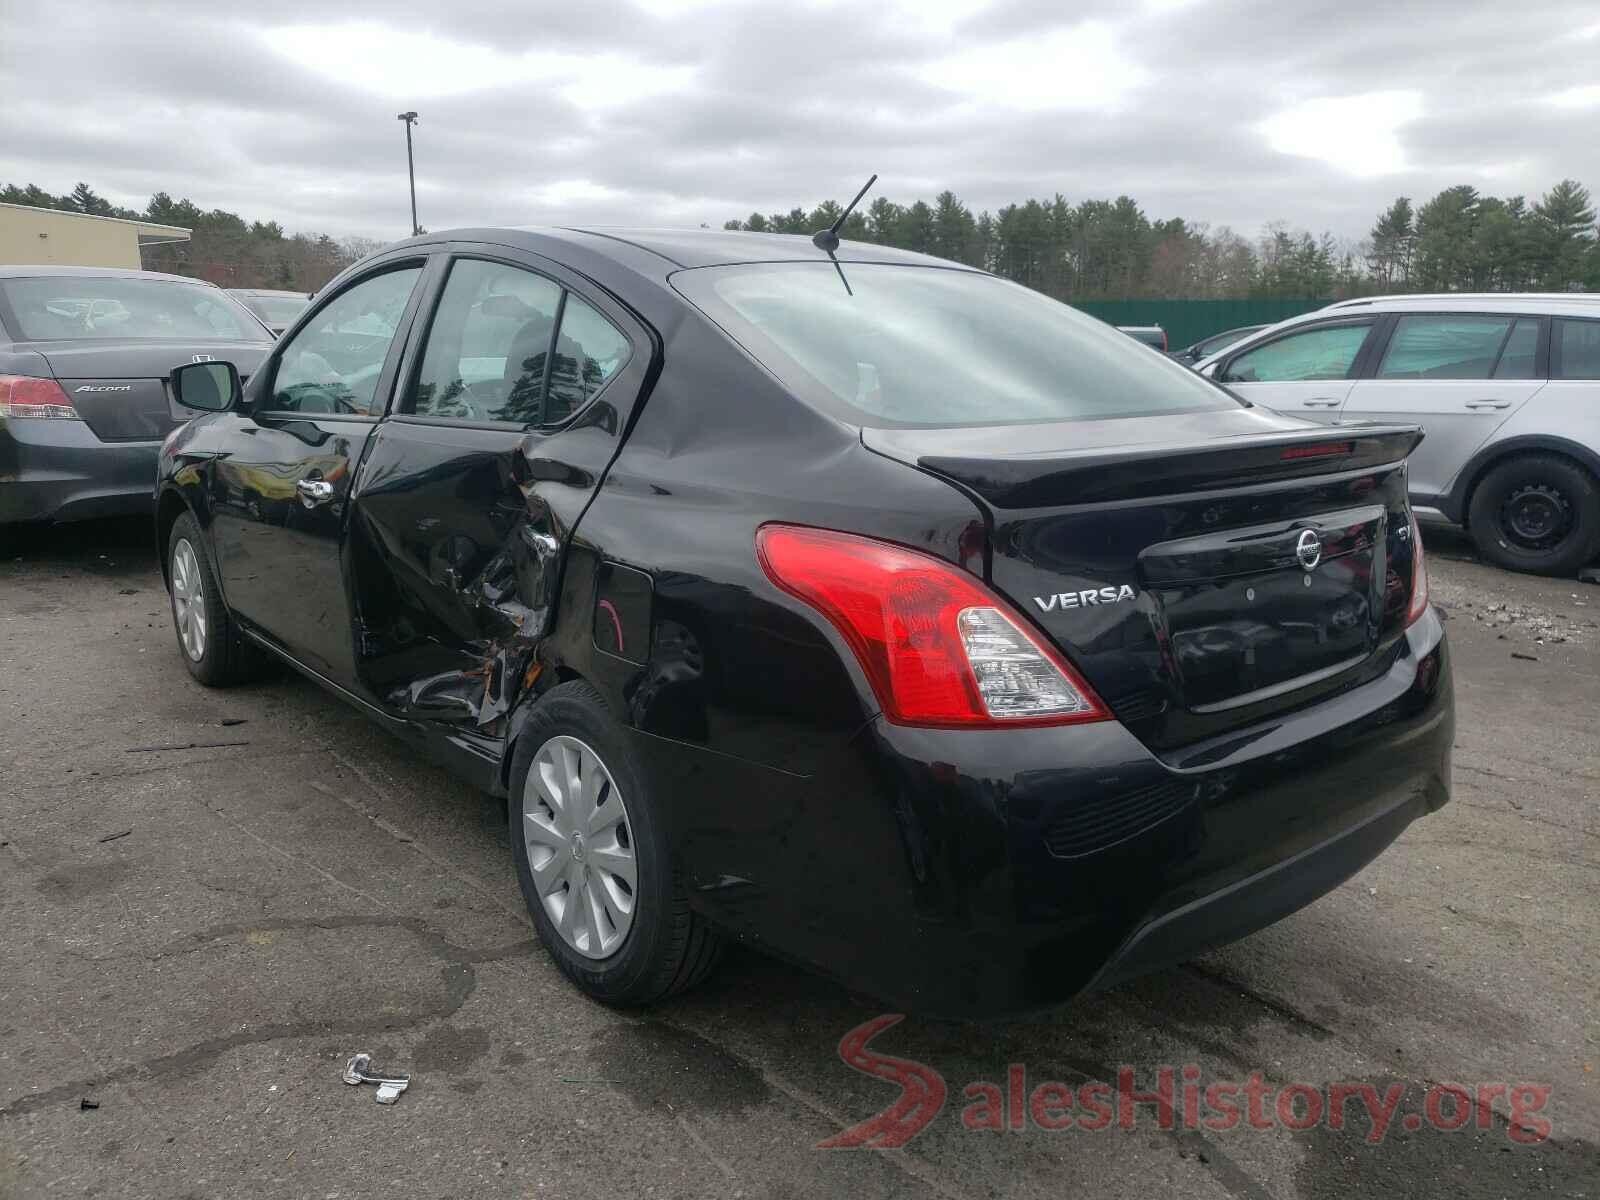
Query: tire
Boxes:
[
  {"xmin": 166, "ymin": 511, "xmax": 263, "ymax": 685},
  {"xmin": 1466, "ymin": 454, "xmax": 1600, "ymax": 576},
  {"xmin": 509, "ymin": 680, "xmax": 723, "ymax": 1006}
]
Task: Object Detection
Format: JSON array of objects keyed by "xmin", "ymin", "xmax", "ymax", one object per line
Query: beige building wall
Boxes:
[{"xmin": 0, "ymin": 204, "xmax": 189, "ymax": 270}]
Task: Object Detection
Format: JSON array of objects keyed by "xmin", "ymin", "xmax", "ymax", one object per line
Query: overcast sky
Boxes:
[{"xmin": 3, "ymin": 0, "xmax": 1598, "ymax": 244}]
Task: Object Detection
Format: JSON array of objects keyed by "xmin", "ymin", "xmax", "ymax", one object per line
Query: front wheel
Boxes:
[
  {"xmin": 509, "ymin": 681, "xmax": 723, "ymax": 1005},
  {"xmin": 1467, "ymin": 454, "xmax": 1600, "ymax": 576},
  {"xmin": 166, "ymin": 511, "xmax": 262, "ymax": 685}
]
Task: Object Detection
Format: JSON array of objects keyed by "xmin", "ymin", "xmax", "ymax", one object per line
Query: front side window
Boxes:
[
  {"xmin": 1220, "ymin": 323, "xmax": 1373, "ymax": 384},
  {"xmin": 674, "ymin": 263, "xmax": 1234, "ymax": 427},
  {"xmin": 1378, "ymin": 314, "xmax": 1520, "ymax": 380},
  {"xmin": 1554, "ymin": 318, "xmax": 1600, "ymax": 380},
  {"xmin": 0, "ymin": 276, "xmax": 269, "ymax": 343},
  {"xmin": 270, "ymin": 267, "xmax": 421, "ymax": 415}
]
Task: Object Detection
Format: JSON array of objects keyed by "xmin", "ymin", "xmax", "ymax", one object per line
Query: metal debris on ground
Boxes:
[
  {"xmin": 1511, "ymin": 652, "xmax": 1539, "ymax": 661},
  {"xmin": 124, "ymin": 740, "xmax": 251, "ymax": 753},
  {"xmin": 96, "ymin": 829, "xmax": 132, "ymax": 843},
  {"xmin": 79, "ymin": 1098, "xmax": 98, "ymax": 1111},
  {"xmin": 343, "ymin": 1053, "xmax": 411, "ymax": 1104},
  {"xmin": 218, "ymin": 718, "xmax": 248, "ymax": 727}
]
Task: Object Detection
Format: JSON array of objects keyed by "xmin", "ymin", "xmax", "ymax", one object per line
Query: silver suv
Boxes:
[{"xmin": 1198, "ymin": 294, "xmax": 1600, "ymax": 575}]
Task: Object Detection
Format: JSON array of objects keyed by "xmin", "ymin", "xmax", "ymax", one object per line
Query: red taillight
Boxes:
[
  {"xmin": 756, "ymin": 524, "xmax": 1109, "ymax": 728},
  {"xmin": 1406, "ymin": 514, "xmax": 1429, "ymax": 626},
  {"xmin": 0, "ymin": 375, "xmax": 79, "ymax": 420},
  {"xmin": 1281, "ymin": 441, "xmax": 1353, "ymax": 461}
]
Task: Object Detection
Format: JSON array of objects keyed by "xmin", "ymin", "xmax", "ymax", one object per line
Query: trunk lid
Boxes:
[
  {"xmin": 24, "ymin": 338, "xmax": 269, "ymax": 442},
  {"xmin": 864, "ymin": 409, "xmax": 1424, "ymax": 752}
]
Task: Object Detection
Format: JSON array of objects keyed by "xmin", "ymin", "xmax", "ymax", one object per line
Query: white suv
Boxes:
[{"xmin": 1198, "ymin": 294, "xmax": 1600, "ymax": 575}]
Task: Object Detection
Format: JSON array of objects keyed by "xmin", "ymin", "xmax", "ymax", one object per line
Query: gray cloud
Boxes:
[{"xmin": 2, "ymin": 0, "xmax": 1597, "ymax": 243}]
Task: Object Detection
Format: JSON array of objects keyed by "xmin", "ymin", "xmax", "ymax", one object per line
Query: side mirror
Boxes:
[{"xmin": 172, "ymin": 361, "xmax": 242, "ymax": 412}]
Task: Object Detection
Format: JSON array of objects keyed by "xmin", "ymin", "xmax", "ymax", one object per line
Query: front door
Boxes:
[
  {"xmin": 345, "ymin": 250, "xmax": 652, "ymax": 730},
  {"xmin": 1214, "ymin": 318, "xmax": 1380, "ymax": 424},
  {"xmin": 1341, "ymin": 313, "xmax": 1546, "ymax": 498},
  {"xmin": 209, "ymin": 262, "xmax": 427, "ymax": 686}
]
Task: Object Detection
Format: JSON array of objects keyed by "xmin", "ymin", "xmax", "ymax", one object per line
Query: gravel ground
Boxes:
[{"xmin": 0, "ymin": 517, "xmax": 1595, "ymax": 1200}]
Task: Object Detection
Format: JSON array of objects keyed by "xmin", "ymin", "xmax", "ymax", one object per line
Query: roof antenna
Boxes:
[
  {"xmin": 811, "ymin": 173, "xmax": 877, "ymax": 254},
  {"xmin": 812, "ymin": 174, "xmax": 876, "ymax": 296}
]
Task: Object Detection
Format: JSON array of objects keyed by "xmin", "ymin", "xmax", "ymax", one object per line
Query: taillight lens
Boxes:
[
  {"xmin": 0, "ymin": 375, "xmax": 79, "ymax": 419},
  {"xmin": 756, "ymin": 524, "xmax": 1109, "ymax": 728},
  {"xmin": 1406, "ymin": 513, "xmax": 1429, "ymax": 626}
]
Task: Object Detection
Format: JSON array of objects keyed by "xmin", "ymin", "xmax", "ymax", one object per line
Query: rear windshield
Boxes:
[
  {"xmin": 0, "ymin": 276, "xmax": 270, "ymax": 343},
  {"xmin": 238, "ymin": 294, "xmax": 310, "ymax": 325},
  {"xmin": 673, "ymin": 263, "xmax": 1235, "ymax": 427}
]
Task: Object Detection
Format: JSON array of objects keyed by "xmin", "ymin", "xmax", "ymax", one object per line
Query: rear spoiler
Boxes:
[{"xmin": 918, "ymin": 424, "xmax": 1424, "ymax": 508}]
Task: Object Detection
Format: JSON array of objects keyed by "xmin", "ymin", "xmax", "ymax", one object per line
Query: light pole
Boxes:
[{"xmin": 397, "ymin": 111, "xmax": 420, "ymax": 237}]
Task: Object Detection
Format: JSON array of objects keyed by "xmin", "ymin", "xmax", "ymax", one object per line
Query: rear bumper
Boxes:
[
  {"xmin": 0, "ymin": 418, "xmax": 159, "ymax": 524},
  {"xmin": 654, "ymin": 610, "xmax": 1453, "ymax": 1019}
]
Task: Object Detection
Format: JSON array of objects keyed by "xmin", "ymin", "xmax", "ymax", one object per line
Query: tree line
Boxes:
[
  {"xmin": 1, "ymin": 181, "xmax": 382, "ymax": 292},
  {"xmin": 725, "ymin": 179, "xmax": 1600, "ymax": 300},
  {"xmin": 6, "ymin": 175, "xmax": 1595, "ymax": 300}
]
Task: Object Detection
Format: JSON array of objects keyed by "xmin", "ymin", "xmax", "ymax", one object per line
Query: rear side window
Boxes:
[
  {"xmin": 674, "ymin": 263, "xmax": 1234, "ymax": 428},
  {"xmin": 408, "ymin": 259, "xmax": 629, "ymax": 426},
  {"xmin": 1377, "ymin": 314, "xmax": 1535, "ymax": 380},
  {"xmin": 410, "ymin": 259, "xmax": 563, "ymax": 423},
  {"xmin": 545, "ymin": 296, "xmax": 631, "ymax": 425},
  {"xmin": 1554, "ymin": 318, "xmax": 1600, "ymax": 380},
  {"xmin": 1493, "ymin": 319, "xmax": 1540, "ymax": 379},
  {"xmin": 1220, "ymin": 323, "xmax": 1372, "ymax": 384}
]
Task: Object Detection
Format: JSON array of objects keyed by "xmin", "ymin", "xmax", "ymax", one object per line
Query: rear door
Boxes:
[
  {"xmin": 1341, "ymin": 312, "xmax": 1547, "ymax": 498},
  {"xmin": 209, "ymin": 259, "xmax": 430, "ymax": 686},
  {"xmin": 1214, "ymin": 318, "xmax": 1381, "ymax": 423},
  {"xmin": 345, "ymin": 246, "xmax": 653, "ymax": 729}
]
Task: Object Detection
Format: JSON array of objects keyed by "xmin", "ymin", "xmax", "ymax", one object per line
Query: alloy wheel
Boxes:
[
  {"xmin": 171, "ymin": 538, "xmax": 207, "ymax": 662},
  {"xmin": 523, "ymin": 734, "xmax": 637, "ymax": 959}
]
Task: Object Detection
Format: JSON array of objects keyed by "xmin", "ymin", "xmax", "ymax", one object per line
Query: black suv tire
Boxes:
[{"xmin": 1467, "ymin": 454, "xmax": 1600, "ymax": 576}]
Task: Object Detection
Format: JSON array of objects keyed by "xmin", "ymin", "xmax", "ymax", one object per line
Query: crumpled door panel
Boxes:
[{"xmin": 347, "ymin": 415, "xmax": 615, "ymax": 734}]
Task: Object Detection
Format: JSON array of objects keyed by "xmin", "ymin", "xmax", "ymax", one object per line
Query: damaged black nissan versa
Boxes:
[{"xmin": 155, "ymin": 227, "xmax": 1453, "ymax": 1019}]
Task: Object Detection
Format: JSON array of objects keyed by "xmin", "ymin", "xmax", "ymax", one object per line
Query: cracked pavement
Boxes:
[{"xmin": 1, "ymin": 517, "xmax": 1596, "ymax": 1199}]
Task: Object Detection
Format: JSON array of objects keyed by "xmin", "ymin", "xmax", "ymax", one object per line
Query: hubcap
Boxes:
[
  {"xmin": 1501, "ymin": 483, "xmax": 1571, "ymax": 550},
  {"xmin": 170, "ymin": 538, "xmax": 207, "ymax": 662},
  {"xmin": 523, "ymin": 735, "xmax": 636, "ymax": 959}
]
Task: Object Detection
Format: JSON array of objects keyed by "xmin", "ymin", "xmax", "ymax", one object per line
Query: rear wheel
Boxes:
[
  {"xmin": 166, "ymin": 512, "xmax": 262, "ymax": 685},
  {"xmin": 1467, "ymin": 454, "xmax": 1600, "ymax": 576},
  {"xmin": 509, "ymin": 681, "xmax": 723, "ymax": 1005}
]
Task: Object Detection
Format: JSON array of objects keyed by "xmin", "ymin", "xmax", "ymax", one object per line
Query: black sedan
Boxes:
[
  {"xmin": 154, "ymin": 228, "xmax": 1453, "ymax": 1018},
  {"xmin": 0, "ymin": 266, "xmax": 273, "ymax": 525}
]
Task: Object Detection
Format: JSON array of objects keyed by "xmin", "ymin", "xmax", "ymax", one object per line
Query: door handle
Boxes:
[
  {"xmin": 1464, "ymin": 400, "xmax": 1512, "ymax": 410},
  {"xmin": 1301, "ymin": 398, "xmax": 1341, "ymax": 408},
  {"xmin": 296, "ymin": 478, "xmax": 335, "ymax": 508}
]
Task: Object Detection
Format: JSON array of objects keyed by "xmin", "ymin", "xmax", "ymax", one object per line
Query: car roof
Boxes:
[
  {"xmin": 1321, "ymin": 293, "xmax": 1600, "ymax": 315},
  {"xmin": 0, "ymin": 264, "xmax": 217, "ymax": 285},
  {"xmin": 394, "ymin": 226, "xmax": 971, "ymax": 276}
]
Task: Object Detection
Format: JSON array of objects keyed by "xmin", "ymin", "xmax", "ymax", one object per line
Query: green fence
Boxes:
[{"xmin": 1071, "ymin": 299, "xmax": 1331, "ymax": 352}]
